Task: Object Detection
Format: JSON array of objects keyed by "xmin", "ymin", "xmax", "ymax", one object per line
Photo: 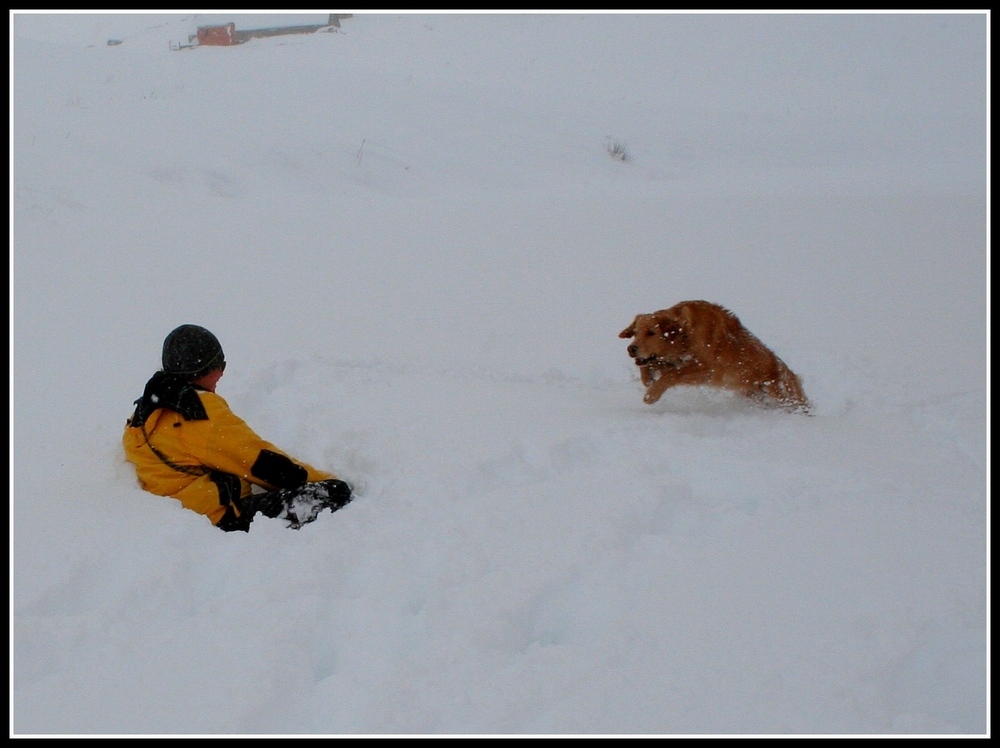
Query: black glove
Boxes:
[{"xmin": 317, "ymin": 479, "xmax": 353, "ymax": 511}]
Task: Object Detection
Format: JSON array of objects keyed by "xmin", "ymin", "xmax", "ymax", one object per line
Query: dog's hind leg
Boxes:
[{"xmin": 759, "ymin": 370, "xmax": 810, "ymax": 413}]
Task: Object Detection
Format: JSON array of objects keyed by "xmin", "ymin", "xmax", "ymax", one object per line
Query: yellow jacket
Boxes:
[{"xmin": 123, "ymin": 375, "xmax": 333, "ymax": 525}]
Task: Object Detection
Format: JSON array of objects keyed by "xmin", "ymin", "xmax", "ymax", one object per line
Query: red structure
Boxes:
[{"xmin": 196, "ymin": 23, "xmax": 238, "ymax": 47}]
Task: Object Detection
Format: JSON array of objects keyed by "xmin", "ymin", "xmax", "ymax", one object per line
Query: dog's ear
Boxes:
[
  {"xmin": 670, "ymin": 306, "xmax": 695, "ymax": 333},
  {"xmin": 655, "ymin": 313, "xmax": 689, "ymax": 345},
  {"xmin": 619, "ymin": 321, "xmax": 636, "ymax": 339}
]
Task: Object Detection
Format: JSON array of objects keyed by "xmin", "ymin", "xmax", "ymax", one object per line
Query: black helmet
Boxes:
[{"xmin": 162, "ymin": 324, "xmax": 225, "ymax": 378}]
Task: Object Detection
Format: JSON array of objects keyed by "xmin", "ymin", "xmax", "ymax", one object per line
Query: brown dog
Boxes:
[{"xmin": 619, "ymin": 300, "xmax": 809, "ymax": 412}]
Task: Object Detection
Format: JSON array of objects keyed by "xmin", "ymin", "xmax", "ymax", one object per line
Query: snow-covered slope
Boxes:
[{"xmin": 11, "ymin": 12, "xmax": 988, "ymax": 735}]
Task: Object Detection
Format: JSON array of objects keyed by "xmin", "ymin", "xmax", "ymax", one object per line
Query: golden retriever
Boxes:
[{"xmin": 619, "ymin": 300, "xmax": 809, "ymax": 412}]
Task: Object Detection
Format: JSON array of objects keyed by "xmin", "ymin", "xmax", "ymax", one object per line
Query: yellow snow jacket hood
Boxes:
[{"xmin": 123, "ymin": 372, "xmax": 333, "ymax": 525}]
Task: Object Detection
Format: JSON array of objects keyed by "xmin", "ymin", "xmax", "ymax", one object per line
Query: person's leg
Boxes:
[
  {"xmin": 211, "ymin": 472, "xmax": 255, "ymax": 532},
  {"xmin": 282, "ymin": 480, "xmax": 353, "ymax": 528},
  {"xmin": 216, "ymin": 497, "xmax": 256, "ymax": 532},
  {"xmin": 246, "ymin": 480, "xmax": 353, "ymax": 529}
]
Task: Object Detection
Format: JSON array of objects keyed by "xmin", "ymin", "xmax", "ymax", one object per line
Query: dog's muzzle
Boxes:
[
  {"xmin": 628, "ymin": 346, "xmax": 660, "ymax": 367},
  {"xmin": 627, "ymin": 344, "xmax": 656, "ymax": 365},
  {"xmin": 628, "ymin": 347, "xmax": 671, "ymax": 367}
]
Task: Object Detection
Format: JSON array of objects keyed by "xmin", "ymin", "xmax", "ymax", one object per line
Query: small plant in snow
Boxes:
[{"xmin": 606, "ymin": 137, "xmax": 631, "ymax": 163}]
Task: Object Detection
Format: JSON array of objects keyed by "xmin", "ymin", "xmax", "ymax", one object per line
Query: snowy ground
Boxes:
[{"xmin": 11, "ymin": 12, "xmax": 988, "ymax": 736}]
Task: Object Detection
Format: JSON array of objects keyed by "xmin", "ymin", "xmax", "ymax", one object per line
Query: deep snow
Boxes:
[{"xmin": 11, "ymin": 12, "xmax": 989, "ymax": 736}]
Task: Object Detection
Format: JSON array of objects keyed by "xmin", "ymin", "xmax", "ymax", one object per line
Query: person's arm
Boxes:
[{"xmin": 197, "ymin": 392, "xmax": 335, "ymax": 489}]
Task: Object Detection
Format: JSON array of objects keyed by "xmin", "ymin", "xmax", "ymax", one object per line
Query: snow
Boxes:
[{"xmin": 10, "ymin": 11, "xmax": 988, "ymax": 736}]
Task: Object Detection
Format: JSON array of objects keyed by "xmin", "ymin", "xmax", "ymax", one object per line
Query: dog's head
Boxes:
[{"xmin": 619, "ymin": 312, "xmax": 689, "ymax": 366}]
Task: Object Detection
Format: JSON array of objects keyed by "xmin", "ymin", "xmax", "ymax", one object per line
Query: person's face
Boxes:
[{"xmin": 192, "ymin": 366, "xmax": 224, "ymax": 393}]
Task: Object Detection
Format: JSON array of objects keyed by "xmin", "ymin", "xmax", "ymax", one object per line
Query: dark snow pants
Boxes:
[{"xmin": 216, "ymin": 479, "xmax": 353, "ymax": 533}]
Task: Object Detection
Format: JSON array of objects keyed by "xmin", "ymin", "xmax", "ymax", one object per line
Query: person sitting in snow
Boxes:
[{"xmin": 123, "ymin": 324, "xmax": 352, "ymax": 532}]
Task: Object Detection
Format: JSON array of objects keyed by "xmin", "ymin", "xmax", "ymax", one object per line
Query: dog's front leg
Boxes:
[
  {"xmin": 642, "ymin": 363, "xmax": 695, "ymax": 404},
  {"xmin": 643, "ymin": 369, "xmax": 678, "ymax": 403},
  {"xmin": 643, "ymin": 388, "xmax": 664, "ymax": 404}
]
